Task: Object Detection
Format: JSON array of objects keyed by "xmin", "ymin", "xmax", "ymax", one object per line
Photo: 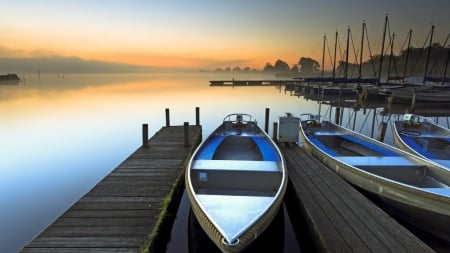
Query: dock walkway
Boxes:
[
  {"xmin": 280, "ymin": 145, "xmax": 434, "ymax": 252},
  {"xmin": 21, "ymin": 125, "xmax": 202, "ymax": 253},
  {"xmin": 210, "ymin": 79, "xmax": 296, "ymax": 86}
]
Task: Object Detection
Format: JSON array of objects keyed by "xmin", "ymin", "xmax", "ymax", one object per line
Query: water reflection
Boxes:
[
  {"xmin": 1, "ymin": 72, "xmax": 449, "ymax": 252},
  {"xmin": 0, "ymin": 72, "xmax": 310, "ymax": 252},
  {"xmin": 166, "ymin": 191, "xmax": 301, "ymax": 253}
]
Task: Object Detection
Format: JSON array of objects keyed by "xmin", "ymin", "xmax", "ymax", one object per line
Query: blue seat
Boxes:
[
  {"xmin": 308, "ymin": 136, "xmax": 339, "ymax": 156},
  {"xmin": 401, "ymin": 135, "xmax": 436, "ymax": 159},
  {"xmin": 339, "ymin": 135, "xmax": 399, "ymax": 156},
  {"xmin": 252, "ymin": 136, "xmax": 281, "ymax": 161},
  {"xmin": 195, "ymin": 135, "xmax": 226, "ymax": 160}
]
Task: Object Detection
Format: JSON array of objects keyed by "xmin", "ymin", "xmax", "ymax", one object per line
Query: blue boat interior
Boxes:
[
  {"xmin": 306, "ymin": 132, "xmax": 450, "ymax": 189},
  {"xmin": 195, "ymin": 135, "xmax": 226, "ymax": 160},
  {"xmin": 400, "ymin": 133, "xmax": 450, "ymax": 160},
  {"xmin": 194, "ymin": 135, "xmax": 281, "ymax": 161},
  {"xmin": 190, "ymin": 127, "xmax": 284, "ymax": 196},
  {"xmin": 400, "ymin": 135, "xmax": 436, "ymax": 159},
  {"xmin": 310, "ymin": 134, "xmax": 399, "ymax": 157},
  {"xmin": 339, "ymin": 135, "xmax": 399, "ymax": 156},
  {"xmin": 251, "ymin": 136, "xmax": 281, "ymax": 161}
]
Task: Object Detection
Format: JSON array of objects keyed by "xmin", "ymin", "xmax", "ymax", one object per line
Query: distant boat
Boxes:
[
  {"xmin": 299, "ymin": 113, "xmax": 450, "ymax": 243},
  {"xmin": 388, "ymin": 85, "xmax": 450, "ymax": 104},
  {"xmin": 392, "ymin": 113, "xmax": 450, "ymax": 169},
  {"xmin": 0, "ymin": 73, "xmax": 20, "ymax": 84},
  {"xmin": 185, "ymin": 113, "xmax": 287, "ymax": 253}
]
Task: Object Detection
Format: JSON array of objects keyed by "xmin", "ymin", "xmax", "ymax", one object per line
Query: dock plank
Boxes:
[
  {"xmin": 21, "ymin": 125, "xmax": 202, "ymax": 253},
  {"xmin": 280, "ymin": 145, "xmax": 434, "ymax": 252}
]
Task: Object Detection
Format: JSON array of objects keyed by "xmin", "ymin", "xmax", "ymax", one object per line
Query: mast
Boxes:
[
  {"xmin": 423, "ymin": 24, "xmax": 434, "ymax": 83},
  {"xmin": 402, "ymin": 28, "xmax": 412, "ymax": 82},
  {"xmin": 333, "ymin": 30, "xmax": 338, "ymax": 78},
  {"xmin": 321, "ymin": 34, "xmax": 326, "ymax": 77},
  {"xmin": 378, "ymin": 14, "xmax": 388, "ymax": 83},
  {"xmin": 359, "ymin": 20, "xmax": 366, "ymax": 79},
  {"xmin": 443, "ymin": 35, "xmax": 450, "ymax": 85},
  {"xmin": 345, "ymin": 26, "xmax": 350, "ymax": 79},
  {"xmin": 443, "ymin": 47, "xmax": 450, "ymax": 85},
  {"xmin": 387, "ymin": 33, "xmax": 396, "ymax": 82}
]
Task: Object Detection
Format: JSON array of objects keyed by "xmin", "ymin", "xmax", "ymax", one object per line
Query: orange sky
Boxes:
[{"xmin": 2, "ymin": 1, "xmax": 449, "ymax": 71}]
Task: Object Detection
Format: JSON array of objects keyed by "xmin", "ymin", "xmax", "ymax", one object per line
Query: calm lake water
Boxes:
[{"xmin": 1, "ymin": 72, "xmax": 448, "ymax": 252}]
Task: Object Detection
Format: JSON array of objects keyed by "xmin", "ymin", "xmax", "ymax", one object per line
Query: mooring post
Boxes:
[
  {"xmin": 370, "ymin": 108, "xmax": 377, "ymax": 138},
  {"xmin": 377, "ymin": 122, "xmax": 388, "ymax": 142},
  {"xmin": 165, "ymin": 108, "xmax": 170, "ymax": 127},
  {"xmin": 196, "ymin": 107, "xmax": 200, "ymax": 126},
  {"xmin": 265, "ymin": 108, "xmax": 270, "ymax": 133},
  {"xmin": 410, "ymin": 89, "xmax": 416, "ymax": 113},
  {"xmin": 273, "ymin": 122, "xmax": 278, "ymax": 143},
  {"xmin": 335, "ymin": 107, "xmax": 341, "ymax": 125},
  {"xmin": 142, "ymin": 123, "xmax": 149, "ymax": 149},
  {"xmin": 184, "ymin": 122, "xmax": 190, "ymax": 147}
]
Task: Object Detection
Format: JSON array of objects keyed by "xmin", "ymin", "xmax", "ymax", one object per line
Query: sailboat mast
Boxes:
[
  {"xmin": 403, "ymin": 28, "xmax": 412, "ymax": 82},
  {"xmin": 359, "ymin": 20, "xmax": 365, "ymax": 79},
  {"xmin": 378, "ymin": 14, "xmax": 388, "ymax": 83},
  {"xmin": 321, "ymin": 34, "xmax": 326, "ymax": 77},
  {"xmin": 387, "ymin": 33, "xmax": 396, "ymax": 82},
  {"xmin": 333, "ymin": 30, "xmax": 338, "ymax": 78},
  {"xmin": 423, "ymin": 24, "xmax": 435, "ymax": 83},
  {"xmin": 345, "ymin": 26, "xmax": 350, "ymax": 79},
  {"xmin": 442, "ymin": 33, "xmax": 450, "ymax": 85}
]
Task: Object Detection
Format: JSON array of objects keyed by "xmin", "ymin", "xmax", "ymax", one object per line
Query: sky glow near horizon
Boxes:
[{"xmin": 1, "ymin": 0, "xmax": 450, "ymax": 70}]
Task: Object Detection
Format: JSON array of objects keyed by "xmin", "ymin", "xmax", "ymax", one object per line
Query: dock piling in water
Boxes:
[
  {"xmin": 195, "ymin": 107, "xmax": 200, "ymax": 126},
  {"xmin": 165, "ymin": 108, "xmax": 170, "ymax": 127},
  {"xmin": 142, "ymin": 123, "xmax": 149, "ymax": 149},
  {"xmin": 184, "ymin": 122, "xmax": 190, "ymax": 147}
]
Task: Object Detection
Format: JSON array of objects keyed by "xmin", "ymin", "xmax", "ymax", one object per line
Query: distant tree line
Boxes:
[
  {"xmin": 214, "ymin": 57, "xmax": 321, "ymax": 76},
  {"xmin": 214, "ymin": 44, "xmax": 450, "ymax": 79}
]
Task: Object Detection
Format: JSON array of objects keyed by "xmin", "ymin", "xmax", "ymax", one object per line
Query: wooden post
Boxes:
[
  {"xmin": 165, "ymin": 108, "xmax": 170, "ymax": 127},
  {"xmin": 265, "ymin": 108, "xmax": 270, "ymax": 133},
  {"xmin": 195, "ymin": 107, "xmax": 200, "ymax": 126},
  {"xmin": 184, "ymin": 122, "xmax": 190, "ymax": 147},
  {"xmin": 410, "ymin": 89, "xmax": 416, "ymax": 113},
  {"xmin": 142, "ymin": 124, "xmax": 149, "ymax": 149},
  {"xmin": 352, "ymin": 110, "xmax": 357, "ymax": 131},
  {"xmin": 370, "ymin": 108, "xmax": 377, "ymax": 138},
  {"xmin": 335, "ymin": 107, "xmax": 341, "ymax": 125},
  {"xmin": 377, "ymin": 122, "xmax": 388, "ymax": 142},
  {"xmin": 273, "ymin": 122, "xmax": 278, "ymax": 142}
]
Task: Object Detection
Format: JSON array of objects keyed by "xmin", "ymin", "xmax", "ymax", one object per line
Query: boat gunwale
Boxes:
[
  {"xmin": 391, "ymin": 117, "xmax": 450, "ymax": 163},
  {"xmin": 300, "ymin": 120, "xmax": 450, "ymax": 203},
  {"xmin": 185, "ymin": 114, "xmax": 288, "ymax": 251}
]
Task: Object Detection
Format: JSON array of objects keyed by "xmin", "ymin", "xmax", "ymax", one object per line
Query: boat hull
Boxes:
[
  {"xmin": 186, "ymin": 113, "xmax": 287, "ymax": 253},
  {"xmin": 391, "ymin": 114, "xmax": 450, "ymax": 169},
  {"xmin": 299, "ymin": 118, "xmax": 450, "ymax": 243}
]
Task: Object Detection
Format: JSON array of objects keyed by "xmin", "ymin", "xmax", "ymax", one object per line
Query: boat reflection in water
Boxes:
[
  {"xmin": 165, "ymin": 190, "xmax": 302, "ymax": 253},
  {"xmin": 188, "ymin": 205, "xmax": 285, "ymax": 253}
]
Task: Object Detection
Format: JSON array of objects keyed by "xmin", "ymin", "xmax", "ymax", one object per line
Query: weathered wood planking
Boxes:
[
  {"xmin": 280, "ymin": 145, "xmax": 434, "ymax": 252},
  {"xmin": 21, "ymin": 125, "xmax": 202, "ymax": 253}
]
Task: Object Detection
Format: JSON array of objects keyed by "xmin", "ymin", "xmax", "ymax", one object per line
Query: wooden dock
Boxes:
[
  {"xmin": 210, "ymin": 79, "xmax": 297, "ymax": 86},
  {"xmin": 21, "ymin": 121, "xmax": 435, "ymax": 252},
  {"xmin": 280, "ymin": 145, "xmax": 434, "ymax": 252},
  {"xmin": 21, "ymin": 125, "xmax": 202, "ymax": 253}
]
